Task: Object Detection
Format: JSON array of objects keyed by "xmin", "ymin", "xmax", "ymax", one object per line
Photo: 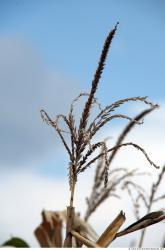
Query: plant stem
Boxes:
[
  {"xmin": 71, "ymin": 230, "xmax": 100, "ymax": 248},
  {"xmin": 138, "ymin": 206, "xmax": 151, "ymax": 247},
  {"xmin": 139, "ymin": 229, "xmax": 146, "ymax": 247},
  {"xmin": 70, "ymin": 179, "xmax": 76, "ymax": 207},
  {"xmin": 64, "ymin": 178, "xmax": 76, "ymax": 247}
]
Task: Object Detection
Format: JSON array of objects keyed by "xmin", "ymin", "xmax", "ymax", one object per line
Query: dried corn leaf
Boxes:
[
  {"xmin": 116, "ymin": 211, "xmax": 165, "ymax": 238},
  {"xmin": 34, "ymin": 210, "xmax": 63, "ymax": 247},
  {"xmin": 97, "ymin": 210, "xmax": 126, "ymax": 247},
  {"xmin": 35, "ymin": 210, "xmax": 98, "ymax": 248}
]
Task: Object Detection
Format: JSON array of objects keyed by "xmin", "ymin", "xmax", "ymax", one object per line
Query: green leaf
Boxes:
[{"xmin": 2, "ymin": 237, "xmax": 30, "ymax": 248}]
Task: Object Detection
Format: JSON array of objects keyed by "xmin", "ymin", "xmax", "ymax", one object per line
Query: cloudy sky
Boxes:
[{"xmin": 0, "ymin": 0, "xmax": 165, "ymax": 247}]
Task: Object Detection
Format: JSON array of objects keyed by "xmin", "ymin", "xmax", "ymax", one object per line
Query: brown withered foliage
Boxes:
[
  {"xmin": 35, "ymin": 211, "xmax": 63, "ymax": 247},
  {"xmin": 39, "ymin": 23, "xmax": 164, "ymax": 247}
]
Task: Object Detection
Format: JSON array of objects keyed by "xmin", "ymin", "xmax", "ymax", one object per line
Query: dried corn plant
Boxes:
[
  {"xmin": 123, "ymin": 165, "xmax": 165, "ymax": 247},
  {"xmin": 39, "ymin": 23, "xmax": 164, "ymax": 247}
]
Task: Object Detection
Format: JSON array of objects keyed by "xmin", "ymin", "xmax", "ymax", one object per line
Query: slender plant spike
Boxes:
[{"xmin": 78, "ymin": 23, "xmax": 119, "ymax": 136}]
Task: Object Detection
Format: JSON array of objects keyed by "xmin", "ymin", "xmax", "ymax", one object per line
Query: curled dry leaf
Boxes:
[{"xmin": 116, "ymin": 211, "xmax": 165, "ymax": 238}]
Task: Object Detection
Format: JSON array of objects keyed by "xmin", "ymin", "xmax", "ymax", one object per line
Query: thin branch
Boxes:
[
  {"xmin": 108, "ymin": 107, "xmax": 156, "ymax": 166},
  {"xmin": 88, "ymin": 97, "xmax": 158, "ymax": 133},
  {"xmin": 70, "ymin": 92, "xmax": 102, "ymax": 115},
  {"xmin": 90, "ymin": 114, "xmax": 143, "ymax": 139},
  {"xmin": 153, "ymin": 194, "xmax": 165, "ymax": 203},
  {"xmin": 79, "ymin": 142, "xmax": 159, "ymax": 174},
  {"xmin": 40, "ymin": 110, "xmax": 72, "ymax": 158}
]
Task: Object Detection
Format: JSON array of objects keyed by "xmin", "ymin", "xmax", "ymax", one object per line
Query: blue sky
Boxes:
[
  {"xmin": 0, "ymin": 1, "xmax": 165, "ymax": 246},
  {"xmin": 1, "ymin": 0, "xmax": 165, "ymax": 101}
]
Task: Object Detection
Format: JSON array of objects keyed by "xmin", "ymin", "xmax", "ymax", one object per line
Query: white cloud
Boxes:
[{"xmin": 0, "ymin": 168, "xmax": 164, "ymax": 247}]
